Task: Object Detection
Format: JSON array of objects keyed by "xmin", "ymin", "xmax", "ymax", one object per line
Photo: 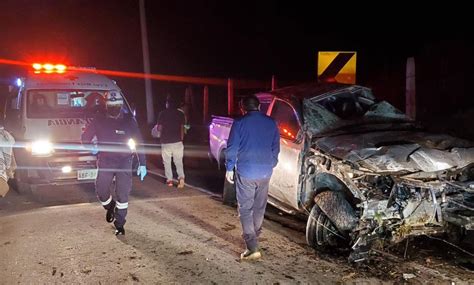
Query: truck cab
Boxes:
[{"xmin": 4, "ymin": 64, "xmax": 134, "ymax": 193}]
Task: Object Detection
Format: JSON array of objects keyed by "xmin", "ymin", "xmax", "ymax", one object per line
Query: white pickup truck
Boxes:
[
  {"xmin": 209, "ymin": 94, "xmax": 273, "ymax": 170},
  {"xmin": 209, "ymin": 83, "xmax": 474, "ymax": 261}
]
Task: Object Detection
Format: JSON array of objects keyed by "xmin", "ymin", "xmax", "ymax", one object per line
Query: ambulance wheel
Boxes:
[
  {"xmin": 12, "ymin": 170, "xmax": 35, "ymax": 195},
  {"xmin": 16, "ymin": 181, "xmax": 34, "ymax": 195},
  {"xmin": 222, "ymin": 178, "xmax": 237, "ymax": 207}
]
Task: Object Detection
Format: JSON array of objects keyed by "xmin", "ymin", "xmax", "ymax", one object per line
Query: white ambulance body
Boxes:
[{"xmin": 4, "ymin": 64, "xmax": 133, "ymax": 192}]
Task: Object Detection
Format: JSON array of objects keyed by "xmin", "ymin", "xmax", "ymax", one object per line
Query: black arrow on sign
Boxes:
[{"xmin": 319, "ymin": 52, "xmax": 355, "ymax": 82}]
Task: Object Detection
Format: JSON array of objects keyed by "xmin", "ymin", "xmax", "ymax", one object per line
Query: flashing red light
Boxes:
[
  {"xmin": 32, "ymin": 63, "xmax": 68, "ymax": 73},
  {"xmin": 55, "ymin": 64, "xmax": 66, "ymax": 72},
  {"xmin": 43, "ymin": 63, "xmax": 54, "ymax": 70}
]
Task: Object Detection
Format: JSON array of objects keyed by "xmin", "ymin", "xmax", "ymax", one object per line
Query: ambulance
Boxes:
[{"xmin": 4, "ymin": 63, "xmax": 135, "ymax": 192}]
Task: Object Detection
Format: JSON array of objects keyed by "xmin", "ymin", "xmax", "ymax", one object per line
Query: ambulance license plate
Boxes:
[{"xmin": 77, "ymin": 169, "xmax": 98, "ymax": 180}]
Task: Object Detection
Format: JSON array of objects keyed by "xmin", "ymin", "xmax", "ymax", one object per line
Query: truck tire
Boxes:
[
  {"xmin": 306, "ymin": 189, "xmax": 358, "ymax": 250},
  {"xmin": 207, "ymin": 151, "xmax": 217, "ymax": 168},
  {"xmin": 314, "ymin": 191, "xmax": 358, "ymax": 233},
  {"xmin": 218, "ymin": 149, "xmax": 226, "ymax": 171},
  {"xmin": 222, "ymin": 178, "xmax": 237, "ymax": 207},
  {"xmin": 306, "ymin": 204, "xmax": 341, "ymax": 250}
]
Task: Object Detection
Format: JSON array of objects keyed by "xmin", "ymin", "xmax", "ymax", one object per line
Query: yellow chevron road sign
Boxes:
[{"xmin": 318, "ymin": 51, "xmax": 357, "ymax": 84}]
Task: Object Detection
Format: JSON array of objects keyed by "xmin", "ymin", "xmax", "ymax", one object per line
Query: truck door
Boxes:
[{"xmin": 268, "ymin": 99, "xmax": 303, "ymax": 209}]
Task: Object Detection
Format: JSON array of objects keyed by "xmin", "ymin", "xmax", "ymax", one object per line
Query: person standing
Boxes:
[
  {"xmin": 225, "ymin": 95, "xmax": 280, "ymax": 260},
  {"xmin": 0, "ymin": 126, "xmax": 16, "ymax": 198},
  {"xmin": 156, "ymin": 96, "xmax": 186, "ymax": 188},
  {"xmin": 81, "ymin": 91, "xmax": 147, "ymax": 235}
]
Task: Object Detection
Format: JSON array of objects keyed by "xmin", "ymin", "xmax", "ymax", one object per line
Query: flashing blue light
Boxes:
[{"xmin": 16, "ymin": 78, "xmax": 22, "ymax": 87}]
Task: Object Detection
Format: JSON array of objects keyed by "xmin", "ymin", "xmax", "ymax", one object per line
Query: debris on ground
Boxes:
[
  {"xmin": 403, "ymin": 273, "xmax": 416, "ymax": 280},
  {"xmin": 221, "ymin": 223, "xmax": 236, "ymax": 231},
  {"xmin": 341, "ymin": 272, "xmax": 356, "ymax": 281}
]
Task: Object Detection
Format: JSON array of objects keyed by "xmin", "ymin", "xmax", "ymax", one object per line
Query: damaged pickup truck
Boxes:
[{"xmin": 209, "ymin": 83, "xmax": 474, "ymax": 261}]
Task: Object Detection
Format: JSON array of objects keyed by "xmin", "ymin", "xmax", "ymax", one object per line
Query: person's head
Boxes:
[
  {"xmin": 86, "ymin": 92, "xmax": 106, "ymax": 114},
  {"xmin": 105, "ymin": 91, "xmax": 124, "ymax": 118},
  {"xmin": 240, "ymin": 95, "xmax": 260, "ymax": 114},
  {"xmin": 86, "ymin": 92, "xmax": 103, "ymax": 105}
]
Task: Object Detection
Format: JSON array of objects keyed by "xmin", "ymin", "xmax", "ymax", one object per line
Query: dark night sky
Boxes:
[{"xmin": 0, "ymin": 1, "xmax": 472, "ymax": 124}]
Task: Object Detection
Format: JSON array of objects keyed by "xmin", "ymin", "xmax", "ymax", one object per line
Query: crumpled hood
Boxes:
[{"xmin": 314, "ymin": 131, "xmax": 474, "ymax": 173}]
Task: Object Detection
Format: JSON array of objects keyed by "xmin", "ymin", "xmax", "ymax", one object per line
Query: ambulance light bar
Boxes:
[{"xmin": 32, "ymin": 63, "xmax": 67, "ymax": 74}]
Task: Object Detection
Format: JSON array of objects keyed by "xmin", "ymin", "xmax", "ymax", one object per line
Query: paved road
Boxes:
[
  {"xmin": 0, "ymin": 148, "xmax": 473, "ymax": 283},
  {"xmin": 0, "ymin": 175, "xmax": 371, "ymax": 284}
]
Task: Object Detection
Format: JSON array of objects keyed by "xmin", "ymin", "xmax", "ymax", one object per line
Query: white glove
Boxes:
[{"xmin": 225, "ymin": 171, "xmax": 234, "ymax": 184}]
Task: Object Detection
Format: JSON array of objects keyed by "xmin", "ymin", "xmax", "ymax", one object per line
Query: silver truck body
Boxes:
[{"xmin": 209, "ymin": 83, "xmax": 474, "ymax": 259}]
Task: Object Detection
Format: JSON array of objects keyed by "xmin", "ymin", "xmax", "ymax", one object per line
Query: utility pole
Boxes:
[
  {"xmin": 139, "ymin": 0, "xmax": 154, "ymax": 124},
  {"xmin": 227, "ymin": 78, "xmax": 234, "ymax": 116},
  {"xmin": 406, "ymin": 57, "xmax": 416, "ymax": 120},
  {"xmin": 203, "ymin": 86, "xmax": 209, "ymax": 124}
]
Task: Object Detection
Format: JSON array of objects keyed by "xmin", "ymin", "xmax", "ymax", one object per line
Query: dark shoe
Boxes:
[
  {"xmin": 106, "ymin": 200, "xmax": 116, "ymax": 223},
  {"xmin": 240, "ymin": 248, "xmax": 262, "ymax": 261},
  {"xmin": 115, "ymin": 226, "xmax": 125, "ymax": 235}
]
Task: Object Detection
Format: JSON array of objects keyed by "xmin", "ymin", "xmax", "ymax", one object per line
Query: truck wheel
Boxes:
[
  {"xmin": 218, "ymin": 149, "xmax": 226, "ymax": 171},
  {"xmin": 314, "ymin": 191, "xmax": 358, "ymax": 233},
  {"xmin": 306, "ymin": 203, "xmax": 344, "ymax": 250},
  {"xmin": 207, "ymin": 152, "xmax": 217, "ymax": 168},
  {"xmin": 222, "ymin": 178, "xmax": 237, "ymax": 207}
]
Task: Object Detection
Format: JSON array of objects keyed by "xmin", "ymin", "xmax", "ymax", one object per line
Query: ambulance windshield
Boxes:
[{"xmin": 27, "ymin": 90, "xmax": 131, "ymax": 118}]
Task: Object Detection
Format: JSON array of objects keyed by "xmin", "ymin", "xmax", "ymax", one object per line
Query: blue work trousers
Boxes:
[{"xmin": 235, "ymin": 173, "xmax": 270, "ymax": 251}]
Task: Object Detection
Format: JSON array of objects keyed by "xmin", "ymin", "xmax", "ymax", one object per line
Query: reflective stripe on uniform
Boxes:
[
  {"xmin": 100, "ymin": 196, "xmax": 112, "ymax": 206},
  {"xmin": 116, "ymin": 201, "xmax": 129, "ymax": 209}
]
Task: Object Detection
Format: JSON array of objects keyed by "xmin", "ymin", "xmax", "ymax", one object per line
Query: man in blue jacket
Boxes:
[
  {"xmin": 82, "ymin": 91, "xmax": 147, "ymax": 235},
  {"xmin": 225, "ymin": 95, "xmax": 280, "ymax": 261}
]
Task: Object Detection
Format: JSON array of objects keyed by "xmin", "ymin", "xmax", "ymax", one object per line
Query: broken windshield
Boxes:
[{"xmin": 304, "ymin": 87, "xmax": 413, "ymax": 136}]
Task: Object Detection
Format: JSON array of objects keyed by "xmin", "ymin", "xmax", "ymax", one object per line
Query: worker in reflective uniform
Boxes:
[{"xmin": 81, "ymin": 91, "xmax": 147, "ymax": 235}]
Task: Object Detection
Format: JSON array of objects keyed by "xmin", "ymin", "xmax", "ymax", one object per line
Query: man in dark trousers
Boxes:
[
  {"xmin": 225, "ymin": 95, "xmax": 280, "ymax": 260},
  {"xmin": 156, "ymin": 96, "xmax": 186, "ymax": 188},
  {"xmin": 82, "ymin": 91, "xmax": 147, "ymax": 235}
]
